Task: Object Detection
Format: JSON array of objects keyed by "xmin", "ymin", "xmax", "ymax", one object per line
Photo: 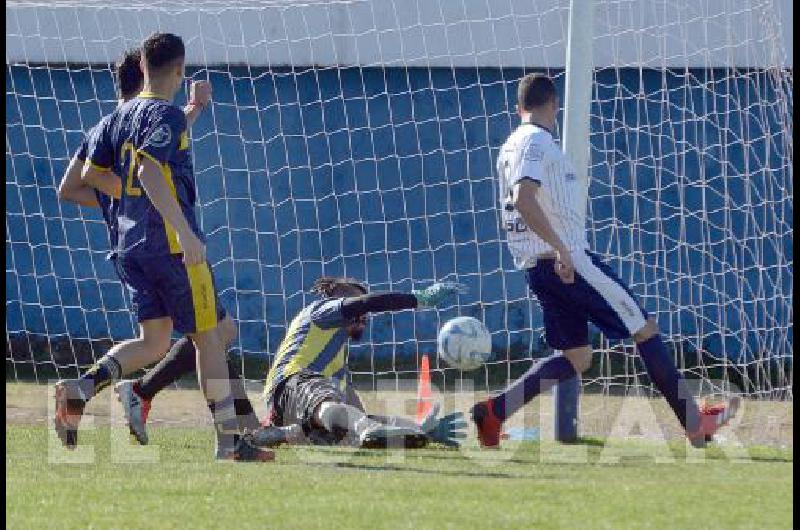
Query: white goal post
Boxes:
[{"xmin": 6, "ymin": 0, "xmax": 793, "ymax": 422}]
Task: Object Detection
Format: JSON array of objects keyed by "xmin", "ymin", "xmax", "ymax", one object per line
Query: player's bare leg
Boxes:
[
  {"xmin": 191, "ymin": 325, "xmax": 273, "ymax": 462},
  {"xmin": 54, "ymin": 317, "xmax": 172, "ymax": 449},
  {"xmin": 633, "ymin": 319, "xmax": 739, "ymax": 447}
]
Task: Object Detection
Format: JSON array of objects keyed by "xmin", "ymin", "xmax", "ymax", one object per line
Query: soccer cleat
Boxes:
[
  {"xmin": 216, "ymin": 435, "xmax": 276, "ymax": 462},
  {"xmin": 54, "ymin": 379, "xmax": 88, "ymax": 449},
  {"xmin": 687, "ymin": 396, "xmax": 741, "ymax": 448},
  {"xmin": 356, "ymin": 418, "xmax": 428, "ymax": 449},
  {"xmin": 471, "ymin": 399, "xmax": 503, "ymax": 448},
  {"xmin": 248, "ymin": 424, "xmax": 305, "ymax": 448},
  {"xmin": 114, "ymin": 380, "xmax": 152, "ymax": 445}
]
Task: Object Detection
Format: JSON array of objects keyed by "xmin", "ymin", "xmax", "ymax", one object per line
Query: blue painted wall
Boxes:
[{"xmin": 6, "ymin": 66, "xmax": 792, "ymax": 368}]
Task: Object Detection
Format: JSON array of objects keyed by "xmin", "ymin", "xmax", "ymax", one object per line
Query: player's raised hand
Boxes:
[
  {"xmin": 178, "ymin": 230, "xmax": 206, "ymax": 266},
  {"xmin": 189, "ymin": 80, "xmax": 212, "ymax": 107},
  {"xmin": 413, "ymin": 281, "xmax": 468, "ymax": 308},
  {"xmin": 555, "ymin": 249, "xmax": 575, "ymax": 284}
]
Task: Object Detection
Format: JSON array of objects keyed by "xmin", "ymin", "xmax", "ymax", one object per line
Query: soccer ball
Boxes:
[{"xmin": 437, "ymin": 316, "xmax": 492, "ymax": 371}]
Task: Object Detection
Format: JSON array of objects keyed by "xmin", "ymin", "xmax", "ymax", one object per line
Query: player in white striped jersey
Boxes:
[
  {"xmin": 497, "ymin": 109, "xmax": 587, "ymax": 269},
  {"xmin": 472, "ymin": 73, "xmax": 739, "ymax": 448}
]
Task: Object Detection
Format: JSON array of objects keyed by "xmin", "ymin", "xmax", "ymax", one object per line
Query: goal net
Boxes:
[{"xmin": 6, "ymin": 0, "xmax": 792, "ymax": 409}]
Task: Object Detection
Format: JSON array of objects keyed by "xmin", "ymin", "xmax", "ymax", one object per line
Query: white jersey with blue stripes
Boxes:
[{"xmin": 497, "ymin": 123, "xmax": 589, "ymax": 269}]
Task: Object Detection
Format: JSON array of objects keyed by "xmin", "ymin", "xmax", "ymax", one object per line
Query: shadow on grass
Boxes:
[
  {"xmin": 562, "ymin": 436, "xmax": 607, "ymax": 447},
  {"xmin": 394, "ymin": 436, "xmax": 608, "ymax": 462},
  {"xmin": 328, "ymin": 461, "xmax": 553, "ymax": 480},
  {"xmin": 747, "ymin": 455, "xmax": 793, "ymax": 463}
]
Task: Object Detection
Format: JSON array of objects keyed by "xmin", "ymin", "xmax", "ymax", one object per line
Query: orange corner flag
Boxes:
[{"xmin": 415, "ymin": 354, "xmax": 433, "ymax": 424}]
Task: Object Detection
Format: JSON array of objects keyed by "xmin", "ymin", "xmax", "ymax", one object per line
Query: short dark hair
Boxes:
[
  {"xmin": 142, "ymin": 32, "xmax": 185, "ymax": 73},
  {"xmin": 115, "ymin": 48, "xmax": 143, "ymax": 99},
  {"xmin": 517, "ymin": 73, "xmax": 557, "ymax": 111},
  {"xmin": 312, "ymin": 276, "xmax": 368, "ymax": 298}
]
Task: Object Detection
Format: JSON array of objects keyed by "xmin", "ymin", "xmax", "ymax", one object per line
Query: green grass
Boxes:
[{"xmin": 6, "ymin": 425, "xmax": 793, "ymax": 529}]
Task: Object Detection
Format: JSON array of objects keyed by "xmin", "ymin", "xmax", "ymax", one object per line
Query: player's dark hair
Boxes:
[
  {"xmin": 142, "ymin": 32, "xmax": 185, "ymax": 73},
  {"xmin": 312, "ymin": 276, "xmax": 368, "ymax": 298},
  {"xmin": 115, "ymin": 48, "xmax": 143, "ymax": 99},
  {"xmin": 517, "ymin": 73, "xmax": 557, "ymax": 111}
]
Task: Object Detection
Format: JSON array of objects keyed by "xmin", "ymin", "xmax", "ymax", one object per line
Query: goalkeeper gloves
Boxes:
[
  {"xmin": 413, "ymin": 281, "xmax": 468, "ymax": 308},
  {"xmin": 419, "ymin": 403, "xmax": 468, "ymax": 448}
]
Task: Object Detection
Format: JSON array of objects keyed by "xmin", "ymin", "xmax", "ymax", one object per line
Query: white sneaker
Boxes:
[{"xmin": 114, "ymin": 380, "xmax": 151, "ymax": 445}]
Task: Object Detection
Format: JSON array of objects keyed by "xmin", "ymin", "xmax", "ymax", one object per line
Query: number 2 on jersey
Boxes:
[{"xmin": 120, "ymin": 141, "xmax": 142, "ymax": 197}]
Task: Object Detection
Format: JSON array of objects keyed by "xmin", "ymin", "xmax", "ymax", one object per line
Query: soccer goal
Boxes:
[{"xmin": 6, "ymin": 0, "xmax": 793, "ymax": 423}]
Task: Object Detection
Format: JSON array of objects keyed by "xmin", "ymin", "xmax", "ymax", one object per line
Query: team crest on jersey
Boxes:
[
  {"xmin": 524, "ymin": 143, "xmax": 544, "ymax": 162},
  {"xmin": 565, "ymin": 172, "xmax": 577, "ymax": 181},
  {"xmin": 146, "ymin": 124, "xmax": 172, "ymax": 148}
]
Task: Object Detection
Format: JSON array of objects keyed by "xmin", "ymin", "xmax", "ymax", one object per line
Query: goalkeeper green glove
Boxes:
[
  {"xmin": 412, "ymin": 281, "xmax": 468, "ymax": 308},
  {"xmin": 419, "ymin": 403, "xmax": 468, "ymax": 448}
]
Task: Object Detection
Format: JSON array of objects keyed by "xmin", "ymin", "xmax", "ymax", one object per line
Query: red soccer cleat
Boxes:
[
  {"xmin": 54, "ymin": 379, "xmax": 88, "ymax": 449},
  {"xmin": 471, "ymin": 399, "xmax": 503, "ymax": 448},
  {"xmin": 687, "ymin": 396, "xmax": 741, "ymax": 448}
]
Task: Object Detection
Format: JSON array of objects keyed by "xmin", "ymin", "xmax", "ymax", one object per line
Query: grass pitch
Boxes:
[{"xmin": 5, "ymin": 383, "xmax": 793, "ymax": 529}]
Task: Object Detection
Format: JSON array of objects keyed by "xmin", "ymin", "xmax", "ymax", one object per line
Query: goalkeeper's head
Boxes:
[
  {"xmin": 517, "ymin": 72, "xmax": 559, "ymax": 128},
  {"xmin": 312, "ymin": 276, "xmax": 369, "ymax": 340},
  {"xmin": 115, "ymin": 48, "xmax": 143, "ymax": 101}
]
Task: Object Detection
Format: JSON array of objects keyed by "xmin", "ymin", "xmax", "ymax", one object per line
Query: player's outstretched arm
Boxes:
[
  {"xmin": 513, "ymin": 179, "xmax": 574, "ymax": 282},
  {"xmin": 339, "ymin": 282, "xmax": 467, "ymax": 320}
]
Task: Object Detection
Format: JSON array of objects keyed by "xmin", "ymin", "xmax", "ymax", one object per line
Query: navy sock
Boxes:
[
  {"xmin": 492, "ymin": 354, "xmax": 577, "ymax": 421},
  {"xmin": 225, "ymin": 357, "xmax": 256, "ymax": 421},
  {"xmin": 137, "ymin": 337, "xmax": 196, "ymax": 400},
  {"xmin": 78, "ymin": 355, "xmax": 122, "ymax": 397},
  {"xmin": 637, "ymin": 334, "xmax": 701, "ymax": 433}
]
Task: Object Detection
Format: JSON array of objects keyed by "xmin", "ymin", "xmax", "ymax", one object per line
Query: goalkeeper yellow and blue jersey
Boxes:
[
  {"xmin": 264, "ymin": 298, "xmax": 352, "ymax": 398},
  {"xmin": 84, "ymin": 92, "xmax": 202, "ymax": 258}
]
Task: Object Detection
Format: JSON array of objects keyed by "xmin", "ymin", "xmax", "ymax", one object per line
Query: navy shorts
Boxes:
[
  {"xmin": 526, "ymin": 251, "xmax": 649, "ymax": 351},
  {"xmin": 114, "ymin": 254, "xmax": 225, "ymax": 334}
]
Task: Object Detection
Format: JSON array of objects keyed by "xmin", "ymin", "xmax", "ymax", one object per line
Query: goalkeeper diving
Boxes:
[{"xmin": 115, "ymin": 277, "xmax": 469, "ymax": 449}]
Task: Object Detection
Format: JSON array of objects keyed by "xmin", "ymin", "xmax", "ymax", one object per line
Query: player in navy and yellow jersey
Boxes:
[
  {"xmin": 113, "ymin": 276, "xmax": 468, "ymax": 450},
  {"xmin": 73, "ymin": 32, "xmax": 271, "ymax": 462},
  {"xmin": 58, "ymin": 47, "xmax": 209, "ymax": 249},
  {"xmin": 54, "ymin": 47, "xmax": 262, "ymax": 454}
]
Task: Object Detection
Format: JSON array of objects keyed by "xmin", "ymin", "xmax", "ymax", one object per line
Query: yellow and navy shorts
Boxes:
[{"xmin": 114, "ymin": 254, "xmax": 225, "ymax": 334}]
